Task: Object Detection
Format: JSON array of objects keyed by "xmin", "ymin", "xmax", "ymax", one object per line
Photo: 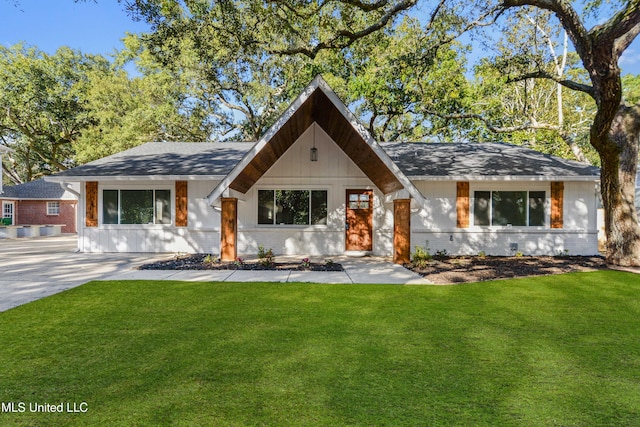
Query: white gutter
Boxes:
[
  {"xmin": 44, "ymin": 175, "xmax": 227, "ymax": 182},
  {"xmin": 407, "ymin": 175, "xmax": 600, "ymax": 182}
]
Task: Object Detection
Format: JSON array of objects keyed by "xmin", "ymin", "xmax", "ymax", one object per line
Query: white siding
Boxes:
[
  {"xmin": 410, "ymin": 180, "xmax": 599, "ymax": 256},
  {"xmin": 78, "ymin": 179, "xmax": 221, "ymax": 253}
]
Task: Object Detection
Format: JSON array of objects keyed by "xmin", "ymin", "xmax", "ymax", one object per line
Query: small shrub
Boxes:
[
  {"xmin": 234, "ymin": 257, "xmax": 244, "ymax": 267},
  {"xmin": 203, "ymin": 254, "xmax": 213, "ymax": 264},
  {"xmin": 515, "ymin": 251, "xmax": 524, "ymax": 257},
  {"xmin": 301, "ymin": 257, "xmax": 311, "ymax": 268},
  {"xmin": 434, "ymin": 249, "xmax": 449, "ymax": 260},
  {"xmin": 478, "ymin": 251, "xmax": 486, "ymax": 259},
  {"xmin": 257, "ymin": 244, "xmax": 275, "ymax": 267},
  {"xmin": 325, "ymin": 258, "xmax": 334, "ymax": 266},
  {"xmin": 412, "ymin": 242, "xmax": 432, "ymax": 267},
  {"xmin": 555, "ymin": 249, "xmax": 570, "ymax": 257}
]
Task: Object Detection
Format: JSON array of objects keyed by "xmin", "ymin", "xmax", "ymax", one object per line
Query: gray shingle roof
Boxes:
[
  {"xmin": 49, "ymin": 140, "xmax": 599, "ymax": 180},
  {"xmin": 381, "ymin": 142, "xmax": 600, "ymax": 178},
  {"xmin": 1, "ymin": 179, "xmax": 76, "ymax": 200},
  {"xmin": 52, "ymin": 142, "xmax": 253, "ymax": 178}
]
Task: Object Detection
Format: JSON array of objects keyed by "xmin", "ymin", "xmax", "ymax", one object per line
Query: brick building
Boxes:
[{"xmin": 0, "ymin": 179, "xmax": 78, "ymax": 233}]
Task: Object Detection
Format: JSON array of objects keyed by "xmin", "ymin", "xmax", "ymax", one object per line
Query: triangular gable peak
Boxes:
[{"xmin": 207, "ymin": 75, "xmax": 424, "ymax": 205}]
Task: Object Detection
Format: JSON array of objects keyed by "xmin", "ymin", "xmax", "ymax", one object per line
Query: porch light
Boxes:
[{"xmin": 310, "ymin": 124, "xmax": 318, "ymax": 161}]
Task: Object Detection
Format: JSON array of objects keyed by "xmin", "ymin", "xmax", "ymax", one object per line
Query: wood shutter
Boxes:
[
  {"xmin": 551, "ymin": 181, "xmax": 564, "ymax": 229},
  {"xmin": 175, "ymin": 181, "xmax": 188, "ymax": 227},
  {"xmin": 85, "ymin": 181, "xmax": 98, "ymax": 227},
  {"xmin": 456, "ymin": 182, "xmax": 470, "ymax": 228}
]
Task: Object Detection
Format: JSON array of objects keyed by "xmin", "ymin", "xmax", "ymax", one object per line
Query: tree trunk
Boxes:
[{"xmin": 600, "ymin": 104, "xmax": 640, "ymax": 266}]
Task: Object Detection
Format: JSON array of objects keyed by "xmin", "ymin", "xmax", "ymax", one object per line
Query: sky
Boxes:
[{"xmin": 1, "ymin": 0, "xmax": 639, "ymax": 76}]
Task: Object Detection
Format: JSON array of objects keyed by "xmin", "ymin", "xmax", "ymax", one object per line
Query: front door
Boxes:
[{"xmin": 345, "ymin": 189, "xmax": 373, "ymax": 252}]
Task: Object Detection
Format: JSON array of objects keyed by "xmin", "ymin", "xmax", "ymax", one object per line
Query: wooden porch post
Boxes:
[
  {"xmin": 220, "ymin": 197, "xmax": 238, "ymax": 261},
  {"xmin": 393, "ymin": 199, "xmax": 411, "ymax": 265}
]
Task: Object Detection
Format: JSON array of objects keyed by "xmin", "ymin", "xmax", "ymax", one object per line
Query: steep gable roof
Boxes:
[{"xmin": 207, "ymin": 75, "xmax": 424, "ymax": 205}]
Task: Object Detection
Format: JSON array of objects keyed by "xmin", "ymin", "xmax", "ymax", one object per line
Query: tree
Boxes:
[
  {"xmin": 73, "ymin": 35, "xmax": 214, "ymax": 163},
  {"xmin": 0, "ymin": 44, "xmax": 109, "ymax": 182}
]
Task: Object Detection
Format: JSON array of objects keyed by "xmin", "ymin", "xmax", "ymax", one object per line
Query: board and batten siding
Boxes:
[
  {"xmin": 78, "ymin": 179, "xmax": 221, "ymax": 253},
  {"xmin": 235, "ymin": 124, "xmax": 395, "ymax": 256},
  {"xmin": 410, "ymin": 180, "xmax": 598, "ymax": 256}
]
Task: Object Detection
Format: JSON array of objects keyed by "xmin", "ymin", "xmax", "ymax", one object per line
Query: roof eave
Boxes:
[
  {"xmin": 407, "ymin": 175, "xmax": 600, "ymax": 182},
  {"xmin": 45, "ymin": 175, "xmax": 228, "ymax": 182}
]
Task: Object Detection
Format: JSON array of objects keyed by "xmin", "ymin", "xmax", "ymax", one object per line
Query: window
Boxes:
[
  {"xmin": 2, "ymin": 202, "xmax": 14, "ymax": 225},
  {"xmin": 258, "ymin": 190, "xmax": 327, "ymax": 225},
  {"xmin": 474, "ymin": 191, "xmax": 545, "ymax": 227},
  {"xmin": 102, "ymin": 189, "xmax": 171, "ymax": 225},
  {"xmin": 47, "ymin": 201, "xmax": 60, "ymax": 216}
]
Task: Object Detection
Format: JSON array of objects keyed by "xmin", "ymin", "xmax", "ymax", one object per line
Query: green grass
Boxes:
[{"xmin": 1, "ymin": 271, "xmax": 639, "ymax": 426}]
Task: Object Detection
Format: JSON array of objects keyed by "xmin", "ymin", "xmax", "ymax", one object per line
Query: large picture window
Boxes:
[
  {"xmin": 103, "ymin": 189, "xmax": 171, "ymax": 225},
  {"xmin": 258, "ymin": 190, "xmax": 327, "ymax": 225},
  {"xmin": 474, "ymin": 190, "xmax": 545, "ymax": 227}
]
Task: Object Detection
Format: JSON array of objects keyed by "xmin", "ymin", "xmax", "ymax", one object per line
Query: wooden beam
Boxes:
[
  {"xmin": 220, "ymin": 197, "xmax": 238, "ymax": 261},
  {"xmin": 85, "ymin": 181, "xmax": 98, "ymax": 228},
  {"xmin": 393, "ymin": 199, "xmax": 411, "ymax": 265},
  {"xmin": 551, "ymin": 181, "xmax": 564, "ymax": 229},
  {"xmin": 456, "ymin": 182, "xmax": 470, "ymax": 228}
]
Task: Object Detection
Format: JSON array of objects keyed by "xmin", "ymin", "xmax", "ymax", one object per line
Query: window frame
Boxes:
[
  {"xmin": 46, "ymin": 201, "xmax": 60, "ymax": 216},
  {"xmin": 99, "ymin": 186, "xmax": 173, "ymax": 227},
  {"xmin": 257, "ymin": 188, "xmax": 328, "ymax": 227},
  {"xmin": 471, "ymin": 186, "xmax": 548, "ymax": 228},
  {"xmin": 2, "ymin": 201, "xmax": 14, "ymax": 225}
]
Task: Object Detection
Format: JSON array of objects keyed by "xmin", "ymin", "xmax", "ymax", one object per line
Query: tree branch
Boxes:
[{"xmin": 506, "ymin": 71, "xmax": 595, "ymax": 98}]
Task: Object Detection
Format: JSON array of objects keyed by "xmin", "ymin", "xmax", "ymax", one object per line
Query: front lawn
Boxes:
[{"xmin": 1, "ymin": 271, "xmax": 639, "ymax": 426}]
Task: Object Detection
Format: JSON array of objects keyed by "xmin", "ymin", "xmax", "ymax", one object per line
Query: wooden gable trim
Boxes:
[
  {"xmin": 456, "ymin": 181, "xmax": 470, "ymax": 228},
  {"xmin": 207, "ymin": 75, "xmax": 426, "ymax": 207},
  {"xmin": 551, "ymin": 181, "xmax": 564, "ymax": 229},
  {"xmin": 175, "ymin": 181, "xmax": 188, "ymax": 227},
  {"xmin": 85, "ymin": 181, "xmax": 98, "ymax": 227}
]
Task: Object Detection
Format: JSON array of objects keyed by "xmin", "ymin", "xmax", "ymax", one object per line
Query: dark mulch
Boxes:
[
  {"xmin": 406, "ymin": 255, "xmax": 608, "ymax": 284},
  {"xmin": 139, "ymin": 254, "xmax": 344, "ymax": 272}
]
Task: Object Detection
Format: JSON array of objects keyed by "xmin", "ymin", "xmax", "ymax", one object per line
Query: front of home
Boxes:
[{"xmin": 46, "ymin": 76, "xmax": 600, "ymax": 263}]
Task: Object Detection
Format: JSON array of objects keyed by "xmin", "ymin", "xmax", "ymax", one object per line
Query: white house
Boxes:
[{"xmin": 46, "ymin": 76, "xmax": 600, "ymax": 263}]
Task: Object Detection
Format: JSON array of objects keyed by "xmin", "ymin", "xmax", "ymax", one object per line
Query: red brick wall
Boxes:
[{"xmin": 16, "ymin": 200, "xmax": 77, "ymax": 233}]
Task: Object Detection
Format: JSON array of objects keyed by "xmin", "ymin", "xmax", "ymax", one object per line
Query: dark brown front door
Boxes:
[{"xmin": 345, "ymin": 189, "xmax": 373, "ymax": 251}]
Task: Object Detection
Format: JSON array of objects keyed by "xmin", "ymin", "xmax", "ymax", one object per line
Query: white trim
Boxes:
[{"xmin": 206, "ymin": 75, "xmax": 426, "ymax": 207}]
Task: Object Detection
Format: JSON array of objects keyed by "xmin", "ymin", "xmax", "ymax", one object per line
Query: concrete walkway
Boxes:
[{"xmin": 0, "ymin": 235, "xmax": 430, "ymax": 312}]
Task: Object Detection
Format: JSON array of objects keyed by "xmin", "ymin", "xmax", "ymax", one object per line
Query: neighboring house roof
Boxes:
[
  {"xmin": 1, "ymin": 179, "xmax": 77, "ymax": 200},
  {"xmin": 49, "ymin": 142, "xmax": 253, "ymax": 179},
  {"xmin": 383, "ymin": 142, "xmax": 600, "ymax": 180}
]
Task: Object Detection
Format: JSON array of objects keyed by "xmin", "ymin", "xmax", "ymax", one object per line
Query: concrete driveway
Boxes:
[
  {"xmin": 0, "ymin": 235, "xmax": 431, "ymax": 313},
  {"xmin": 0, "ymin": 235, "xmax": 165, "ymax": 312}
]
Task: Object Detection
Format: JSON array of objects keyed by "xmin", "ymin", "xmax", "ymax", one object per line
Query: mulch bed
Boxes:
[
  {"xmin": 139, "ymin": 254, "xmax": 344, "ymax": 272},
  {"xmin": 139, "ymin": 254, "xmax": 609, "ymax": 284},
  {"xmin": 406, "ymin": 255, "xmax": 608, "ymax": 284}
]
